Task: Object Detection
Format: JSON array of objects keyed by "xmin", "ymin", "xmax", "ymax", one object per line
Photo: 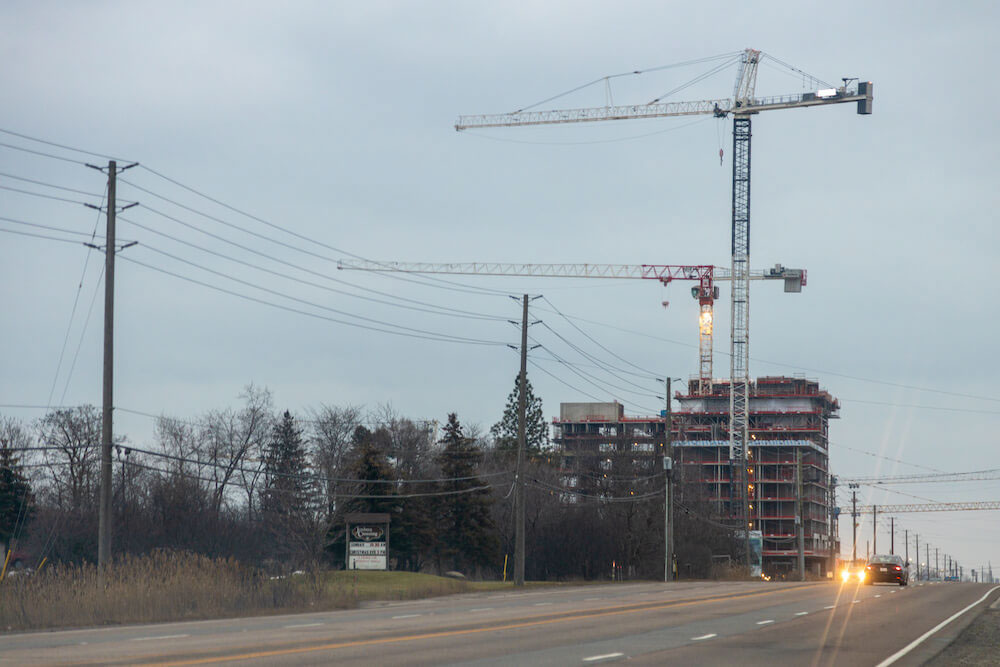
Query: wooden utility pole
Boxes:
[
  {"xmin": 87, "ymin": 159, "xmax": 137, "ymax": 570},
  {"xmin": 514, "ymin": 294, "xmax": 528, "ymax": 587},
  {"xmin": 851, "ymin": 486, "xmax": 858, "ymax": 562},
  {"xmin": 98, "ymin": 160, "xmax": 117, "ymax": 568},
  {"xmin": 873, "ymin": 504, "xmax": 877, "ymax": 555},
  {"xmin": 663, "ymin": 378, "xmax": 673, "ymax": 583},
  {"xmin": 796, "ymin": 448, "xmax": 805, "ymax": 580}
]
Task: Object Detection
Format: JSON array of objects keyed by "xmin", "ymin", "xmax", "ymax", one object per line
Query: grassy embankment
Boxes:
[{"xmin": 0, "ymin": 551, "xmax": 524, "ymax": 633}]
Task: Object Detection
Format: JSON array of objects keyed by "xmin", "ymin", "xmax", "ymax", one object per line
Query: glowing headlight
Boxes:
[
  {"xmin": 841, "ymin": 570, "xmax": 850, "ymax": 583},
  {"xmin": 857, "ymin": 571, "xmax": 865, "ymax": 582}
]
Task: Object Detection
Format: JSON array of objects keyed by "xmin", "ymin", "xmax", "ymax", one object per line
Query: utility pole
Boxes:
[
  {"xmin": 796, "ymin": 448, "xmax": 805, "ymax": 580},
  {"xmin": 663, "ymin": 377, "xmax": 674, "ymax": 583},
  {"xmin": 873, "ymin": 505, "xmax": 877, "ymax": 555},
  {"xmin": 915, "ymin": 533, "xmax": 919, "ymax": 581},
  {"xmin": 904, "ymin": 528, "xmax": 908, "ymax": 568},
  {"xmin": 514, "ymin": 294, "xmax": 528, "ymax": 587},
  {"xmin": 890, "ymin": 516, "xmax": 894, "ymax": 555},
  {"xmin": 935, "ymin": 548, "xmax": 939, "ymax": 580},
  {"xmin": 926, "ymin": 543, "xmax": 930, "ymax": 581},
  {"xmin": 850, "ymin": 486, "xmax": 858, "ymax": 562},
  {"xmin": 86, "ymin": 159, "xmax": 137, "ymax": 570}
]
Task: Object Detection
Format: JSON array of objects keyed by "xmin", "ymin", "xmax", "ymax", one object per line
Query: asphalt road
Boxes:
[{"xmin": 1, "ymin": 580, "xmax": 997, "ymax": 666}]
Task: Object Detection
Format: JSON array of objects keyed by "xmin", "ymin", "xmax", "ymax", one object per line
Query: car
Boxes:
[
  {"xmin": 840, "ymin": 559, "xmax": 868, "ymax": 584},
  {"xmin": 865, "ymin": 554, "xmax": 909, "ymax": 586}
]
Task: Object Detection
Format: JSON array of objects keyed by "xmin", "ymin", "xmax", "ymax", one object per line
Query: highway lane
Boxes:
[{"xmin": 0, "ymin": 580, "xmax": 996, "ymax": 665}]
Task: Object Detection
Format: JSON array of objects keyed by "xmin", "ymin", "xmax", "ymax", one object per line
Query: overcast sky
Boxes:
[{"xmin": 2, "ymin": 1, "xmax": 997, "ymax": 574}]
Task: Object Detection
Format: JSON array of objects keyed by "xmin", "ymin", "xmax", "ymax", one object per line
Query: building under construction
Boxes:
[{"xmin": 552, "ymin": 375, "xmax": 840, "ymax": 577}]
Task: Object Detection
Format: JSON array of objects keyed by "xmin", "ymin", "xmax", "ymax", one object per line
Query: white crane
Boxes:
[
  {"xmin": 337, "ymin": 260, "xmax": 805, "ymax": 396},
  {"xmin": 452, "ymin": 48, "xmax": 873, "ymax": 545}
]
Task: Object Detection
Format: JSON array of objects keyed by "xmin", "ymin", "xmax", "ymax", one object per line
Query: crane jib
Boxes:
[{"xmin": 455, "ymin": 86, "xmax": 872, "ymax": 130}]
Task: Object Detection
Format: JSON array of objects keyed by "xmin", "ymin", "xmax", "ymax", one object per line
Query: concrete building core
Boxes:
[{"xmin": 552, "ymin": 376, "xmax": 840, "ymax": 577}]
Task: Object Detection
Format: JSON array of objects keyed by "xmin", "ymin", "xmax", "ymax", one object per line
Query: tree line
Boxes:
[{"xmin": 0, "ymin": 379, "xmax": 740, "ymax": 579}]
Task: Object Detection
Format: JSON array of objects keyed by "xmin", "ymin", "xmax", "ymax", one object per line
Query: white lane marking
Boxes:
[
  {"xmin": 583, "ymin": 652, "xmax": 624, "ymax": 662},
  {"xmin": 824, "ymin": 605, "xmax": 836, "ymax": 609},
  {"xmin": 585, "ymin": 597, "xmax": 604, "ymax": 601},
  {"xmin": 756, "ymin": 619, "xmax": 774, "ymax": 625},
  {"xmin": 470, "ymin": 607, "xmax": 494, "ymax": 612},
  {"xmin": 876, "ymin": 585, "xmax": 1000, "ymax": 667},
  {"xmin": 874, "ymin": 595, "xmax": 882, "ymax": 598},
  {"xmin": 284, "ymin": 622, "xmax": 323, "ymax": 629},
  {"xmin": 691, "ymin": 633, "xmax": 717, "ymax": 641},
  {"xmin": 131, "ymin": 634, "xmax": 190, "ymax": 642},
  {"xmin": 890, "ymin": 590, "xmax": 897, "ymax": 593},
  {"xmin": 795, "ymin": 611, "xmax": 809, "ymax": 616},
  {"xmin": 535, "ymin": 602, "xmax": 553, "ymax": 606},
  {"xmin": 853, "ymin": 600, "xmax": 861, "ymax": 604},
  {"xmin": 392, "ymin": 614, "xmax": 421, "ymax": 619}
]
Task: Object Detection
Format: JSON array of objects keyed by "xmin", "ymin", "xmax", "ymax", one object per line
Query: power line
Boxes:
[
  {"xmin": 0, "ymin": 140, "xmax": 89, "ymax": 165},
  {"xmin": 118, "ymin": 213, "xmax": 507, "ymax": 322},
  {"xmin": 116, "ymin": 253, "xmax": 508, "ymax": 347},
  {"xmin": 0, "ymin": 171, "xmax": 104, "ymax": 198},
  {"xmin": 47, "ymin": 184, "xmax": 108, "ymax": 407},
  {"xmin": 0, "ymin": 183, "xmax": 95, "ymax": 206},
  {"xmin": 130, "ymin": 243, "xmax": 510, "ymax": 344},
  {"xmin": 131, "ymin": 166, "xmax": 516, "ymax": 298},
  {"xmin": 0, "ymin": 127, "xmax": 128, "ymax": 162}
]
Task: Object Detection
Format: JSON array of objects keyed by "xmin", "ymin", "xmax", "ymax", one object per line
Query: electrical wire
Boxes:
[
  {"xmin": 0, "ymin": 141, "xmax": 88, "ymax": 165},
  {"xmin": 118, "ymin": 213, "xmax": 507, "ymax": 322},
  {"xmin": 0, "ymin": 183, "xmax": 95, "ymax": 206},
  {"xmin": 132, "ymin": 166, "xmax": 517, "ymax": 298},
  {"xmin": 0, "ymin": 228, "xmax": 92, "ymax": 244},
  {"xmin": 0, "ymin": 127, "xmax": 127, "ymax": 162},
  {"xmin": 117, "ymin": 253, "xmax": 507, "ymax": 347},
  {"xmin": 130, "ymin": 243, "xmax": 510, "ymax": 344},
  {"xmin": 0, "ymin": 171, "xmax": 104, "ymax": 198},
  {"xmin": 47, "ymin": 184, "xmax": 107, "ymax": 407}
]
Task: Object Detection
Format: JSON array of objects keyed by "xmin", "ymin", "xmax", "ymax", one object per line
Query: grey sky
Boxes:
[{"xmin": 2, "ymin": 1, "xmax": 997, "ymax": 573}]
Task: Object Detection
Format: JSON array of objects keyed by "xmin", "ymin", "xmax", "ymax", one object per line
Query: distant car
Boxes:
[
  {"xmin": 865, "ymin": 554, "xmax": 908, "ymax": 586},
  {"xmin": 840, "ymin": 559, "xmax": 868, "ymax": 583}
]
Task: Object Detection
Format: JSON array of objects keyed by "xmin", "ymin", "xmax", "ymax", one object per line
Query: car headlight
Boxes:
[
  {"xmin": 857, "ymin": 571, "xmax": 865, "ymax": 582},
  {"xmin": 841, "ymin": 570, "xmax": 850, "ymax": 583}
]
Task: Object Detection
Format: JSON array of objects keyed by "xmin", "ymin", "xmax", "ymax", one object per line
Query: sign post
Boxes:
[{"xmin": 345, "ymin": 513, "xmax": 390, "ymax": 571}]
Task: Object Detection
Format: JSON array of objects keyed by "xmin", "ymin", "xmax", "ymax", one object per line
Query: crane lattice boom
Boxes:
[
  {"xmin": 338, "ymin": 260, "xmax": 804, "ymax": 395},
  {"xmin": 856, "ymin": 501, "xmax": 1000, "ymax": 514}
]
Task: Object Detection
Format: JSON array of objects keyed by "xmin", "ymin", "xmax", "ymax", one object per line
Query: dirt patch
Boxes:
[{"xmin": 927, "ymin": 607, "xmax": 1000, "ymax": 666}]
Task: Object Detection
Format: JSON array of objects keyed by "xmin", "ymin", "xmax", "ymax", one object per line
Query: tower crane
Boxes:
[
  {"xmin": 453, "ymin": 48, "xmax": 873, "ymax": 549},
  {"xmin": 337, "ymin": 260, "xmax": 805, "ymax": 396}
]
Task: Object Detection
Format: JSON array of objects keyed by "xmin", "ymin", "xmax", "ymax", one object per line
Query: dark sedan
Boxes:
[{"xmin": 865, "ymin": 554, "xmax": 909, "ymax": 586}]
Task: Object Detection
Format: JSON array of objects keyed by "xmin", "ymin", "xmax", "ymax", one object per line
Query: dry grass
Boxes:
[{"xmin": 0, "ymin": 551, "xmax": 354, "ymax": 632}]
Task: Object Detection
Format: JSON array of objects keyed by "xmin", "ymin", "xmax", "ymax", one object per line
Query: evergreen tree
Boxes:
[
  {"xmin": 435, "ymin": 413, "xmax": 499, "ymax": 573},
  {"xmin": 0, "ymin": 440, "xmax": 32, "ymax": 553},
  {"xmin": 490, "ymin": 376, "xmax": 549, "ymax": 456},
  {"xmin": 261, "ymin": 411, "xmax": 313, "ymax": 562}
]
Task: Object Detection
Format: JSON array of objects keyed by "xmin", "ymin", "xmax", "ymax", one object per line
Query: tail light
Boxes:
[{"xmin": 894, "ymin": 565, "xmax": 902, "ymax": 571}]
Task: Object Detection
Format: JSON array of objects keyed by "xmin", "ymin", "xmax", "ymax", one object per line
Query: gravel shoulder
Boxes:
[{"xmin": 927, "ymin": 598, "xmax": 1000, "ymax": 666}]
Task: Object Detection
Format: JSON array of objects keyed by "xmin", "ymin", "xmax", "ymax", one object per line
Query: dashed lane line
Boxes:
[
  {"xmin": 756, "ymin": 620, "xmax": 774, "ymax": 625},
  {"xmin": 824, "ymin": 605, "xmax": 836, "ymax": 609},
  {"xmin": 691, "ymin": 633, "xmax": 717, "ymax": 641},
  {"xmin": 284, "ymin": 623, "xmax": 323, "ymax": 629},
  {"xmin": 795, "ymin": 612, "xmax": 808, "ymax": 616},
  {"xmin": 470, "ymin": 608, "xmax": 494, "ymax": 612},
  {"xmin": 392, "ymin": 614, "xmax": 422, "ymax": 620},
  {"xmin": 582, "ymin": 652, "xmax": 625, "ymax": 662},
  {"xmin": 132, "ymin": 634, "xmax": 190, "ymax": 642}
]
